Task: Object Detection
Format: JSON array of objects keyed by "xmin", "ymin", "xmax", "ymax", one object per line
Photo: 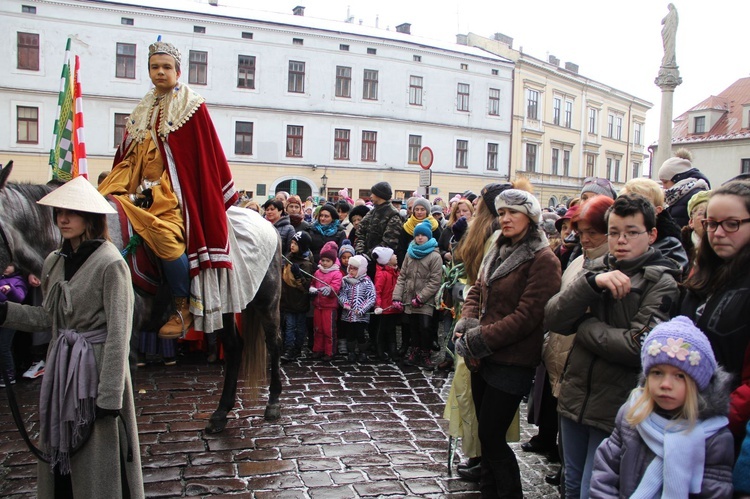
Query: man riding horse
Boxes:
[{"xmin": 99, "ymin": 41, "xmax": 238, "ymax": 338}]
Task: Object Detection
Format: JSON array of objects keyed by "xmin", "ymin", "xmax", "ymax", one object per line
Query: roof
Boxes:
[
  {"xmin": 672, "ymin": 77, "xmax": 750, "ymax": 144},
  {"xmin": 89, "ymin": 0, "xmax": 513, "ymax": 64}
]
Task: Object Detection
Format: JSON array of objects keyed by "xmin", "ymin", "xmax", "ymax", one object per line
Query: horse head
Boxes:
[{"xmin": 0, "ymin": 161, "xmax": 58, "ymax": 277}]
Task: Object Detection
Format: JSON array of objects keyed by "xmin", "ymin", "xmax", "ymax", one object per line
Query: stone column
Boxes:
[{"xmin": 653, "ymin": 4, "xmax": 682, "ymax": 177}]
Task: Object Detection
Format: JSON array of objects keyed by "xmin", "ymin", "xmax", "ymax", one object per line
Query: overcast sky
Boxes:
[{"xmin": 216, "ymin": 0, "xmax": 749, "ymax": 147}]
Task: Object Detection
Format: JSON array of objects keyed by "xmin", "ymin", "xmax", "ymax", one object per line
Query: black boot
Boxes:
[
  {"xmin": 457, "ymin": 458, "xmax": 482, "ymax": 482},
  {"xmin": 481, "ymin": 456, "xmax": 523, "ymax": 498}
]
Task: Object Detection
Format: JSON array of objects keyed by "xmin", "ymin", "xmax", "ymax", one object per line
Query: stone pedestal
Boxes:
[{"xmin": 653, "ymin": 66, "xmax": 682, "ymax": 177}]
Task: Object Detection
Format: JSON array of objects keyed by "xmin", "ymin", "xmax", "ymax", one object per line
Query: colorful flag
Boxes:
[{"xmin": 49, "ymin": 38, "xmax": 88, "ymax": 181}]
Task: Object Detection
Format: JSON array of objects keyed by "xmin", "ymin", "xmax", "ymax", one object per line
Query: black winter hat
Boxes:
[
  {"xmin": 292, "ymin": 231, "xmax": 311, "ymax": 253},
  {"xmin": 317, "ymin": 204, "xmax": 339, "ymax": 223},
  {"xmin": 371, "ymin": 181, "xmax": 393, "ymax": 201},
  {"xmin": 349, "ymin": 204, "xmax": 370, "ymax": 220}
]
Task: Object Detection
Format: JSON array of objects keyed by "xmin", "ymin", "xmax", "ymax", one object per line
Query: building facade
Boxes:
[
  {"xmin": 651, "ymin": 76, "xmax": 750, "ymax": 186},
  {"xmin": 1, "ymin": 0, "xmax": 515, "ymax": 203},
  {"xmin": 462, "ymin": 33, "xmax": 652, "ymax": 206}
]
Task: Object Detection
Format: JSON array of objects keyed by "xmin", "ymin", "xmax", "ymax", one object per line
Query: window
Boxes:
[
  {"xmin": 456, "ymin": 140, "xmax": 468, "ymax": 168},
  {"xmin": 742, "ymin": 158, "xmax": 750, "ymax": 174},
  {"xmin": 408, "ymin": 135, "xmax": 421, "ymax": 164},
  {"xmin": 22, "ymin": 5, "xmax": 36, "ymax": 13},
  {"xmin": 632, "ymin": 162, "xmax": 641, "ymax": 179},
  {"xmin": 286, "ymin": 125, "xmax": 303, "ymax": 157},
  {"xmin": 335, "ymin": 66, "xmax": 351, "ymax": 98},
  {"xmin": 292, "ymin": 38, "xmax": 303, "ymax": 45},
  {"xmin": 409, "ymin": 76, "xmax": 423, "ymax": 106},
  {"xmin": 563, "ymin": 150, "xmax": 571, "ymax": 177},
  {"xmin": 551, "ymin": 148, "xmax": 560, "ymax": 175},
  {"xmin": 608, "ymin": 114, "xmax": 614, "ymax": 137},
  {"xmin": 525, "ymin": 143, "xmax": 537, "ymax": 172},
  {"xmin": 606, "ymin": 157, "xmax": 613, "ymax": 180},
  {"xmin": 588, "ymin": 108, "xmax": 598, "ymax": 134},
  {"xmin": 288, "ymin": 60, "xmax": 305, "ymax": 93},
  {"xmin": 115, "ymin": 43, "xmax": 136, "ymax": 79},
  {"xmin": 339, "ymin": 44, "xmax": 349, "ymax": 51},
  {"xmin": 17, "ymin": 32, "xmax": 39, "ymax": 71},
  {"xmin": 121, "ymin": 17, "xmax": 134, "ymax": 25},
  {"xmin": 460, "ymin": 63, "xmax": 468, "ymax": 70},
  {"xmin": 526, "ymin": 89, "xmax": 539, "ymax": 120},
  {"xmin": 242, "ymin": 32, "xmax": 253, "ymax": 39},
  {"xmin": 194, "ymin": 26, "xmax": 206, "ymax": 34},
  {"xmin": 363, "ymin": 69, "xmax": 378, "ymax": 100},
  {"xmin": 237, "ymin": 55, "xmax": 256, "ymax": 89},
  {"xmin": 634, "ymin": 122, "xmax": 642, "ymax": 145},
  {"xmin": 188, "ymin": 50, "xmax": 207, "ymax": 85},
  {"xmin": 457, "ymin": 83, "xmax": 470, "ymax": 112},
  {"xmin": 367, "ymin": 48, "xmax": 377, "ymax": 55},
  {"xmin": 488, "ymin": 88, "xmax": 500, "ymax": 116},
  {"xmin": 413, "ymin": 55, "xmax": 421, "ymax": 62},
  {"xmin": 487, "ymin": 143, "xmax": 498, "ymax": 171},
  {"xmin": 586, "ymin": 153, "xmax": 596, "ymax": 177},
  {"xmin": 334, "ymin": 129, "xmax": 350, "ymax": 160},
  {"xmin": 362, "ymin": 131, "xmax": 377, "ymax": 161},
  {"xmin": 565, "ymin": 101, "xmax": 573, "ymax": 128},
  {"xmin": 615, "ymin": 116, "xmax": 623, "ymax": 140},
  {"xmin": 553, "ymin": 97, "xmax": 561, "ymax": 125},
  {"xmin": 235, "ymin": 121, "xmax": 253, "ymax": 155},
  {"xmin": 491, "ymin": 69, "xmax": 499, "ymax": 76},
  {"xmin": 614, "ymin": 159, "xmax": 621, "ymax": 182},
  {"xmin": 113, "ymin": 113, "xmax": 128, "ymax": 147},
  {"xmin": 694, "ymin": 116, "xmax": 706, "ymax": 134},
  {"xmin": 17, "ymin": 106, "xmax": 38, "ymax": 143}
]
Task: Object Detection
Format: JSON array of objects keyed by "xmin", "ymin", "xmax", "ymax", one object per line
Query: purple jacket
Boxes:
[
  {"xmin": 0, "ymin": 273, "xmax": 28, "ymax": 304},
  {"xmin": 590, "ymin": 370, "xmax": 735, "ymax": 498}
]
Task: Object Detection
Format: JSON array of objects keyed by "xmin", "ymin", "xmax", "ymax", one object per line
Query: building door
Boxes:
[{"xmin": 276, "ymin": 179, "xmax": 313, "ymax": 200}]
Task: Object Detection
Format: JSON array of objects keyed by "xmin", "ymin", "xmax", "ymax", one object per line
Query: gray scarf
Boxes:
[{"xmin": 39, "ymin": 327, "xmax": 107, "ymax": 474}]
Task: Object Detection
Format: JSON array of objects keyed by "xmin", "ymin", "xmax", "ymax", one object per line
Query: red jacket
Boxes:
[{"xmin": 374, "ymin": 264, "xmax": 399, "ymax": 315}]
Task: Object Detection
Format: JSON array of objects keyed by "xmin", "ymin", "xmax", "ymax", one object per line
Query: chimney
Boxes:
[
  {"xmin": 208, "ymin": 0, "xmax": 218, "ymax": 5},
  {"xmin": 548, "ymin": 55, "xmax": 560, "ymax": 66},
  {"xmin": 396, "ymin": 23, "xmax": 411, "ymax": 34},
  {"xmin": 493, "ymin": 32, "xmax": 513, "ymax": 48},
  {"xmin": 564, "ymin": 61, "xmax": 579, "ymax": 73},
  {"xmin": 456, "ymin": 34, "xmax": 468, "ymax": 45},
  {"xmin": 292, "ymin": 5, "xmax": 305, "ymax": 16}
]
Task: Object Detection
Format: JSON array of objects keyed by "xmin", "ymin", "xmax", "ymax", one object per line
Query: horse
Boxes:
[{"xmin": 0, "ymin": 161, "xmax": 282, "ymax": 434}]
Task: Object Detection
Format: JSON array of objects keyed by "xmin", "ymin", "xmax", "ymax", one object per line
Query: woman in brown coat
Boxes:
[{"xmin": 453, "ymin": 189, "xmax": 561, "ymax": 498}]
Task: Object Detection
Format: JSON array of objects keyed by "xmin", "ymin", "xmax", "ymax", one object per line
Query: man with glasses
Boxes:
[{"xmin": 543, "ymin": 193, "xmax": 681, "ymax": 499}]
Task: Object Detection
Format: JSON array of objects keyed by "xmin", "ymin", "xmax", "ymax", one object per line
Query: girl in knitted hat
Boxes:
[
  {"xmin": 309, "ymin": 242, "xmax": 342, "ymax": 361},
  {"xmin": 590, "ymin": 316, "xmax": 734, "ymax": 498}
]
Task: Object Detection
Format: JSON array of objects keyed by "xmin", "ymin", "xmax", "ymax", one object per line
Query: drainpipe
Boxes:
[{"xmin": 625, "ymin": 101, "xmax": 633, "ymax": 181}]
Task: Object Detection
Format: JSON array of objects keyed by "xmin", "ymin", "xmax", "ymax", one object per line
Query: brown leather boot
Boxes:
[{"xmin": 159, "ymin": 297, "xmax": 193, "ymax": 339}]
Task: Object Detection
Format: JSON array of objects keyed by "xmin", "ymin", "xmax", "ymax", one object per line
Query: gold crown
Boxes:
[{"xmin": 148, "ymin": 41, "xmax": 181, "ymax": 66}]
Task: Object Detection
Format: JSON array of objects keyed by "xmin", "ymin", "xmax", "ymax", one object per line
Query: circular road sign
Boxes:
[{"xmin": 418, "ymin": 147, "xmax": 434, "ymax": 170}]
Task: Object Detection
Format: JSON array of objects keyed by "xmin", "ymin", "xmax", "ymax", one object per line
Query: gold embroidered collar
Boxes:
[{"xmin": 126, "ymin": 84, "xmax": 205, "ymax": 143}]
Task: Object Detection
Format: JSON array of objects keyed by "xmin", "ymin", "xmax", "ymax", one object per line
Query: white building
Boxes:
[{"xmin": 1, "ymin": 0, "xmax": 514, "ymax": 203}]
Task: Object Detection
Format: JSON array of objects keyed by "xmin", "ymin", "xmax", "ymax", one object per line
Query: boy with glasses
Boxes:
[{"xmin": 543, "ymin": 193, "xmax": 681, "ymax": 499}]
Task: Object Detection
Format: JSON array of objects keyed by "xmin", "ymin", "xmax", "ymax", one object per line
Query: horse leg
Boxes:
[
  {"xmin": 205, "ymin": 312, "xmax": 243, "ymax": 434},
  {"xmin": 261, "ymin": 308, "xmax": 283, "ymax": 421}
]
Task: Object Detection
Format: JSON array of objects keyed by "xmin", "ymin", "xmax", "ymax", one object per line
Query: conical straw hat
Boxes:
[{"xmin": 38, "ymin": 176, "xmax": 116, "ymax": 214}]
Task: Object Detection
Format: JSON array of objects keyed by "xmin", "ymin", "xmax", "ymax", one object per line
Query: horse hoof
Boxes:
[
  {"xmin": 264, "ymin": 403, "xmax": 281, "ymax": 421},
  {"xmin": 205, "ymin": 418, "xmax": 228, "ymax": 434}
]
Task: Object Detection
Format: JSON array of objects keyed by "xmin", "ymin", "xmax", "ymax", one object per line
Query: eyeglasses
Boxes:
[
  {"xmin": 701, "ymin": 218, "xmax": 750, "ymax": 233},
  {"xmin": 607, "ymin": 230, "xmax": 648, "ymax": 241}
]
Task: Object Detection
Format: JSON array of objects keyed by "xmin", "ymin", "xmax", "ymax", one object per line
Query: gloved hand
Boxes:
[
  {"xmin": 320, "ymin": 286, "xmax": 331, "ymax": 296},
  {"xmin": 309, "ymin": 287, "xmax": 318, "ymax": 294},
  {"xmin": 374, "ymin": 307, "xmax": 383, "ymax": 315},
  {"xmin": 411, "ymin": 296, "xmax": 423, "ymax": 308},
  {"xmin": 291, "ymin": 263, "xmax": 302, "ymax": 278},
  {"xmin": 343, "ymin": 302, "xmax": 351, "ymax": 310},
  {"xmin": 391, "ymin": 301, "xmax": 404, "ymax": 313},
  {"xmin": 452, "ymin": 216, "xmax": 468, "ymax": 242},
  {"xmin": 95, "ymin": 406, "xmax": 121, "ymax": 419},
  {"xmin": 454, "ymin": 337, "xmax": 470, "ymax": 358},
  {"xmin": 453, "ymin": 317, "xmax": 479, "ymax": 338}
]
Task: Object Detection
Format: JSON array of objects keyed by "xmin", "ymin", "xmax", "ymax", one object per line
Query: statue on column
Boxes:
[{"xmin": 661, "ymin": 3, "xmax": 678, "ymax": 67}]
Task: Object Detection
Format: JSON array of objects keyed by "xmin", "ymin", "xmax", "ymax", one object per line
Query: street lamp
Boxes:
[{"xmin": 320, "ymin": 173, "xmax": 328, "ymax": 198}]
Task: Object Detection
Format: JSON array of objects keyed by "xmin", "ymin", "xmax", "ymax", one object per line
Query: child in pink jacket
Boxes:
[{"xmin": 310, "ymin": 243, "xmax": 343, "ymax": 360}]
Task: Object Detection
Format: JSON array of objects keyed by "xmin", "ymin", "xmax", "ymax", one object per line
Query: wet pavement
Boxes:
[{"xmin": 0, "ymin": 354, "xmax": 560, "ymax": 498}]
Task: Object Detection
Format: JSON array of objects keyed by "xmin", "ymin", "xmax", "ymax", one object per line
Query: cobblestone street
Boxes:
[{"xmin": 1, "ymin": 354, "xmax": 560, "ymax": 497}]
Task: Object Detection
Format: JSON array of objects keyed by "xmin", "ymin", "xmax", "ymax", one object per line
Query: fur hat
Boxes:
[
  {"xmin": 412, "ymin": 198, "xmax": 431, "ymax": 215},
  {"xmin": 642, "ymin": 316, "xmax": 717, "ymax": 391},
  {"xmin": 320, "ymin": 241, "xmax": 338, "ymax": 262},
  {"xmin": 494, "ymin": 189, "xmax": 542, "ymax": 224},
  {"xmin": 291, "ymin": 231, "xmax": 311, "ymax": 254},
  {"xmin": 413, "ymin": 220, "xmax": 433, "ymax": 239},
  {"xmin": 580, "ymin": 177, "xmax": 617, "ymax": 200},
  {"xmin": 659, "ymin": 156, "xmax": 693, "ymax": 182},
  {"xmin": 347, "ymin": 255, "xmax": 368, "ymax": 278},
  {"xmin": 349, "ymin": 204, "xmax": 370, "ymax": 221},
  {"xmin": 541, "ymin": 212, "xmax": 560, "ymax": 237},
  {"xmin": 370, "ymin": 181, "xmax": 392, "ymax": 201},
  {"xmin": 481, "ymin": 182, "xmax": 514, "ymax": 217},
  {"xmin": 38, "ymin": 176, "xmax": 116, "ymax": 214},
  {"xmin": 372, "ymin": 246, "xmax": 394, "ymax": 265}
]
